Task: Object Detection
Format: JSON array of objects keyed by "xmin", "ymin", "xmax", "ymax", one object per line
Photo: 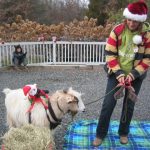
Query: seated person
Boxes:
[{"xmin": 12, "ymin": 45, "xmax": 27, "ymax": 67}]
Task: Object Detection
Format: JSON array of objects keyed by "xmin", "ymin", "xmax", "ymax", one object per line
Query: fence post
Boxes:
[
  {"xmin": 52, "ymin": 36, "xmax": 57, "ymax": 65},
  {"xmin": 0, "ymin": 50, "xmax": 1, "ymax": 67},
  {"xmin": 0, "ymin": 44, "xmax": 2, "ymax": 67}
]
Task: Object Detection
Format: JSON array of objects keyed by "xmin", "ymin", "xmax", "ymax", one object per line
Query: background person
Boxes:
[{"xmin": 12, "ymin": 44, "xmax": 27, "ymax": 68}]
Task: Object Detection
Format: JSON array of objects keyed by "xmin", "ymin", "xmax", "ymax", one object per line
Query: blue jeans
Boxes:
[
  {"xmin": 13, "ymin": 57, "xmax": 27, "ymax": 66},
  {"xmin": 96, "ymin": 74, "xmax": 144, "ymax": 139}
]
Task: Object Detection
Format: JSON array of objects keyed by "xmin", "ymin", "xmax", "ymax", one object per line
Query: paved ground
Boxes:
[{"xmin": 0, "ymin": 66, "xmax": 150, "ymax": 149}]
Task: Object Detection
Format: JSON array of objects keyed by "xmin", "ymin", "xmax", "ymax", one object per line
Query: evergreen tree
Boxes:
[
  {"xmin": 87, "ymin": 0, "xmax": 109, "ymax": 25},
  {"xmin": 107, "ymin": 0, "xmax": 150, "ymax": 23}
]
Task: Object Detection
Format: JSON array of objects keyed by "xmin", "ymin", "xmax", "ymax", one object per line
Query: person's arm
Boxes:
[
  {"xmin": 128, "ymin": 32, "xmax": 150, "ymax": 80},
  {"xmin": 105, "ymin": 30, "xmax": 125, "ymax": 81},
  {"xmin": 13, "ymin": 52, "xmax": 19, "ymax": 58},
  {"xmin": 14, "ymin": 52, "xmax": 26, "ymax": 59},
  {"xmin": 24, "ymin": 51, "xmax": 27, "ymax": 55}
]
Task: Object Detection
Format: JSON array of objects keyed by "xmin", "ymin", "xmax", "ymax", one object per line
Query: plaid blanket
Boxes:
[{"xmin": 64, "ymin": 120, "xmax": 150, "ymax": 150}]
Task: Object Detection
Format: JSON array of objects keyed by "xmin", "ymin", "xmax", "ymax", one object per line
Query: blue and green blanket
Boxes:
[{"xmin": 64, "ymin": 120, "xmax": 150, "ymax": 150}]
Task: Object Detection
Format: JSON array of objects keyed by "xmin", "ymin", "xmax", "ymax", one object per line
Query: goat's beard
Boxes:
[
  {"xmin": 70, "ymin": 111, "xmax": 77, "ymax": 122},
  {"xmin": 71, "ymin": 111, "xmax": 77, "ymax": 117}
]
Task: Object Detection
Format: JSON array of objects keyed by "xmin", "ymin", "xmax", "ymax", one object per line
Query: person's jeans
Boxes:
[
  {"xmin": 96, "ymin": 74, "xmax": 143, "ymax": 139},
  {"xmin": 13, "ymin": 57, "xmax": 27, "ymax": 66}
]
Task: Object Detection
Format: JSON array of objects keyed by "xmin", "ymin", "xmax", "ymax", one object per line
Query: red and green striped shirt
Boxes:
[{"xmin": 105, "ymin": 23, "xmax": 150, "ymax": 80}]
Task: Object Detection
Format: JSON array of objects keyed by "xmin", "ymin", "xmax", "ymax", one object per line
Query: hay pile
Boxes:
[{"xmin": 2, "ymin": 124, "xmax": 55, "ymax": 150}]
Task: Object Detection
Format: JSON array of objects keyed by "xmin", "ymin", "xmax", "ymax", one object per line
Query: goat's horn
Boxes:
[{"xmin": 63, "ymin": 89, "xmax": 68, "ymax": 93}]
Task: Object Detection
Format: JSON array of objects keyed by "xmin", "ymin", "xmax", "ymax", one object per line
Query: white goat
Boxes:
[{"xmin": 3, "ymin": 87, "xmax": 85, "ymax": 129}]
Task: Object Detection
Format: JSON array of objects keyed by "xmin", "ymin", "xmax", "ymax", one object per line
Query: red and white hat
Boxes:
[{"xmin": 123, "ymin": 0, "xmax": 148, "ymax": 22}]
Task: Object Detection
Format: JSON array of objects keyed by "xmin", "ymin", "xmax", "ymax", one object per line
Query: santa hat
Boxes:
[
  {"xmin": 23, "ymin": 84, "xmax": 37, "ymax": 96},
  {"xmin": 123, "ymin": 0, "xmax": 148, "ymax": 22}
]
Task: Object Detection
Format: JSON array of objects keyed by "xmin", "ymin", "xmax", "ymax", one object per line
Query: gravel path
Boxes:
[{"xmin": 0, "ymin": 66, "xmax": 150, "ymax": 149}]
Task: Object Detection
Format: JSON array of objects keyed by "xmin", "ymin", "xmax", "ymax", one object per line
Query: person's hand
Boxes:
[
  {"xmin": 117, "ymin": 76, "xmax": 125, "ymax": 84},
  {"xmin": 125, "ymin": 74, "xmax": 133, "ymax": 83},
  {"xmin": 23, "ymin": 52, "xmax": 27, "ymax": 57}
]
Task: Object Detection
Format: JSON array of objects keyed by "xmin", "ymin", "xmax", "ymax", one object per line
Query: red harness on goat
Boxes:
[{"xmin": 27, "ymin": 90, "xmax": 49, "ymax": 112}]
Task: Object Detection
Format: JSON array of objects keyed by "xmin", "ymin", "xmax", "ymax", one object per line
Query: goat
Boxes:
[{"xmin": 3, "ymin": 87, "xmax": 85, "ymax": 129}]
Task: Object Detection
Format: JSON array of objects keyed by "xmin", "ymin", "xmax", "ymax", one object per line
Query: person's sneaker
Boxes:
[
  {"xmin": 14, "ymin": 66, "xmax": 21, "ymax": 71},
  {"xmin": 24, "ymin": 66, "xmax": 29, "ymax": 71},
  {"xmin": 92, "ymin": 137, "xmax": 103, "ymax": 146},
  {"xmin": 120, "ymin": 136, "xmax": 128, "ymax": 144}
]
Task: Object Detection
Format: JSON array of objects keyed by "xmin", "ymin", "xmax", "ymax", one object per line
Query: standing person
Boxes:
[
  {"xmin": 93, "ymin": 0, "xmax": 150, "ymax": 146},
  {"xmin": 12, "ymin": 44, "xmax": 27, "ymax": 68}
]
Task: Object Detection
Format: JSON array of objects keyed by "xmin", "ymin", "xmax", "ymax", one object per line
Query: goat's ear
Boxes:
[{"xmin": 63, "ymin": 88, "xmax": 68, "ymax": 94}]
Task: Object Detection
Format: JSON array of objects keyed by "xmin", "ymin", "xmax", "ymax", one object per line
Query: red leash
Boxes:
[
  {"xmin": 114, "ymin": 81, "xmax": 137, "ymax": 102},
  {"xmin": 115, "ymin": 81, "xmax": 138, "ymax": 123}
]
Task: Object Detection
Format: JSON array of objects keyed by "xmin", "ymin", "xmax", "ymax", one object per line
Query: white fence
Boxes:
[{"xmin": 0, "ymin": 41, "xmax": 106, "ymax": 67}]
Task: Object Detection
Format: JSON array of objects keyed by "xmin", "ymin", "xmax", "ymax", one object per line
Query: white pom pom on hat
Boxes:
[
  {"xmin": 133, "ymin": 35, "xmax": 142, "ymax": 45},
  {"xmin": 123, "ymin": 0, "xmax": 148, "ymax": 22}
]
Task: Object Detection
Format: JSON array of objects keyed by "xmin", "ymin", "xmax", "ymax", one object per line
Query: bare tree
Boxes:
[{"xmin": 0, "ymin": 0, "xmax": 87, "ymax": 24}]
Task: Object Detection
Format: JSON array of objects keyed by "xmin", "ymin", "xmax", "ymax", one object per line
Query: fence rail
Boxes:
[{"xmin": 0, "ymin": 41, "xmax": 106, "ymax": 67}]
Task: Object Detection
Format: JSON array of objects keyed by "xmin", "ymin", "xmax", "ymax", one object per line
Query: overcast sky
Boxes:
[{"xmin": 82, "ymin": 0, "xmax": 89, "ymax": 5}]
